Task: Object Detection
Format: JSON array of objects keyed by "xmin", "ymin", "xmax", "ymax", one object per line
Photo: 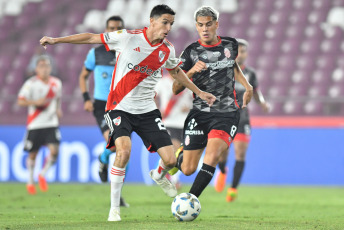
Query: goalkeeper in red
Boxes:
[{"xmin": 169, "ymin": 6, "xmax": 253, "ymax": 198}]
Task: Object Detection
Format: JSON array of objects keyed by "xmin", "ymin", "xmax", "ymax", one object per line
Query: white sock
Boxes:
[
  {"xmin": 110, "ymin": 166, "xmax": 126, "ymax": 211},
  {"xmin": 152, "ymin": 159, "xmax": 172, "ymax": 180},
  {"xmin": 26, "ymin": 158, "xmax": 35, "ymax": 185},
  {"xmin": 40, "ymin": 155, "xmax": 57, "ymax": 177}
]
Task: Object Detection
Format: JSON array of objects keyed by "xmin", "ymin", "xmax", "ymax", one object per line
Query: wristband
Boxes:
[{"xmin": 82, "ymin": 92, "xmax": 91, "ymax": 102}]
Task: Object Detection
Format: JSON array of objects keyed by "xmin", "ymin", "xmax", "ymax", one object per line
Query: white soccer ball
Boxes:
[{"xmin": 171, "ymin": 193, "xmax": 201, "ymax": 221}]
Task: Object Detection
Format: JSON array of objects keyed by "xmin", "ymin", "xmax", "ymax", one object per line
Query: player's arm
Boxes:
[
  {"xmin": 234, "ymin": 62, "xmax": 253, "ymax": 108},
  {"xmin": 168, "ymin": 66, "xmax": 216, "ymax": 106},
  {"xmin": 172, "ymin": 60, "xmax": 207, "ymax": 95},
  {"xmin": 40, "ymin": 33, "xmax": 102, "ymax": 49},
  {"xmin": 253, "ymin": 89, "xmax": 270, "ymax": 113},
  {"xmin": 17, "ymin": 97, "xmax": 48, "ymax": 107},
  {"xmin": 79, "ymin": 66, "xmax": 93, "ymax": 112}
]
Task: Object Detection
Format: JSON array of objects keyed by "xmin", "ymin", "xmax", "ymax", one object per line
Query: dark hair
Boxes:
[
  {"xmin": 150, "ymin": 4, "xmax": 175, "ymax": 18},
  {"xmin": 106, "ymin": 16, "xmax": 124, "ymax": 28}
]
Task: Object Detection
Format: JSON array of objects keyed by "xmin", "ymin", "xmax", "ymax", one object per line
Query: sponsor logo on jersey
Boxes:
[
  {"xmin": 113, "ymin": 116, "xmax": 121, "ymax": 126},
  {"xmin": 212, "ymin": 51, "xmax": 221, "ymax": 57},
  {"xmin": 134, "ymin": 47, "xmax": 141, "ymax": 52},
  {"xmin": 206, "ymin": 60, "xmax": 235, "ymax": 70},
  {"xmin": 117, "ymin": 30, "xmax": 123, "ymax": 34},
  {"xmin": 188, "ymin": 118, "xmax": 197, "ymax": 130},
  {"xmin": 200, "ymin": 53, "xmax": 208, "ymax": 59},
  {"xmin": 224, "ymin": 48, "xmax": 231, "ymax": 58},
  {"xmin": 185, "ymin": 130, "xmax": 204, "ymax": 135},
  {"xmin": 185, "ymin": 135, "xmax": 190, "ymax": 146},
  {"xmin": 159, "ymin": 51, "xmax": 166, "ymax": 62},
  {"xmin": 127, "ymin": 63, "xmax": 160, "ymax": 76}
]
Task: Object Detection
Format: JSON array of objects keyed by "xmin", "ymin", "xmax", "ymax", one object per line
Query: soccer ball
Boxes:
[{"xmin": 171, "ymin": 193, "xmax": 201, "ymax": 221}]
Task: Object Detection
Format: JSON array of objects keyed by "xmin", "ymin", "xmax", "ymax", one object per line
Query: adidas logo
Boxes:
[{"xmin": 134, "ymin": 47, "xmax": 140, "ymax": 52}]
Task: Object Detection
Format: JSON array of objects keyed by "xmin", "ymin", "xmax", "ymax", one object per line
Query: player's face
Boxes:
[
  {"xmin": 106, "ymin": 20, "xmax": 124, "ymax": 32},
  {"xmin": 35, "ymin": 60, "xmax": 51, "ymax": 79},
  {"xmin": 150, "ymin": 14, "xmax": 175, "ymax": 40},
  {"xmin": 237, "ymin": 45, "xmax": 248, "ymax": 65},
  {"xmin": 196, "ymin": 16, "xmax": 219, "ymax": 45}
]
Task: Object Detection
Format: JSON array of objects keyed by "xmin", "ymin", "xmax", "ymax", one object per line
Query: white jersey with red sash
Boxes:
[
  {"xmin": 155, "ymin": 75, "xmax": 193, "ymax": 129},
  {"xmin": 18, "ymin": 76, "xmax": 62, "ymax": 130},
  {"xmin": 101, "ymin": 27, "xmax": 181, "ymax": 114}
]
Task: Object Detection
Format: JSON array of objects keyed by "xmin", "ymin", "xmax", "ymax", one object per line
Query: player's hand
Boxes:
[
  {"xmin": 242, "ymin": 88, "xmax": 253, "ymax": 108},
  {"xmin": 84, "ymin": 100, "xmax": 94, "ymax": 112},
  {"xmin": 260, "ymin": 102, "xmax": 271, "ymax": 113},
  {"xmin": 199, "ymin": 91, "xmax": 216, "ymax": 107},
  {"xmin": 40, "ymin": 36, "xmax": 56, "ymax": 49},
  {"xmin": 57, "ymin": 109, "xmax": 63, "ymax": 119},
  {"xmin": 190, "ymin": 61, "xmax": 207, "ymax": 74}
]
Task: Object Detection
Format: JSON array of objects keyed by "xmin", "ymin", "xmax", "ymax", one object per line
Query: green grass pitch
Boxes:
[{"xmin": 1, "ymin": 183, "xmax": 344, "ymax": 229}]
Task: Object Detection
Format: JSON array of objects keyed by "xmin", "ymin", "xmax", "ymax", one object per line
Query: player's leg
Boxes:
[
  {"xmin": 136, "ymin": 109, "xmax": 177, "ymax": 197},
  {"xmin": 108, "ymin": 136, "xmax": 131, "ymax": 221},
  {"xmin": 189, "ymin": 138, "xmax": 228, "ymax": 197},
  {"xmin": 26, "ymin": 150, "xmax": 39, "ymax": 195},
  {"xmin": 23, "ymin": 129, "xmax": 42, "ymax": 195},
  {"xmin": 104, "ymin": 110, "xmax": 133, "ymax": 221},
  {"xmin": 38, "ymin": 127, "xmax": 61, "ymax": 192},
  {"xmin": 98, "ymin": 129, "xmax": 112, "ymax": 182},
  {"xmin": 169, "ymin": 137, "xmax": 183, "ymax": 189},
  {"xmin": 226, "ymin": 139, "xmax": 249, "ymax": 202},
  {"xmin": 38, "ymin": 143, "xmax": 59, "ymax": 192},
  {"xmin": 215, "ymin": 148, "xmax": 230, "ymax": 192}
]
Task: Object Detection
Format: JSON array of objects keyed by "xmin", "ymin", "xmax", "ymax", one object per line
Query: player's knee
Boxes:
[
  {"xmin": 116, "ymin": 149, "xmax": 130, "ymax": 163},
  {"xmin": 110, "ymin": 146, "xmax": 116, "ymax": 152},
  {"xmin": 182, "ymin": 165, "xmax": 197, "ymax": 176},
  {"xmin": 163, "ymin": 157, "xmax": 177, "ymax": 169}
]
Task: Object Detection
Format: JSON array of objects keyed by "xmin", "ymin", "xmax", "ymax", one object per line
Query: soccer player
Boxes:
[
  {"xmin": 17, "ymin": 55, "xmax": 62, "ymax": 195},
  {"xmin": 40, "ymin": 4, "xmax": 216, "ymax": 221},
  {"xmin": 79, "ymin": 15, "xmax": 129, "ymax": 207},
  {"xmin": 169, "ymin": 6, "xmax": 253, "ymax": 199},
  {"xmin": 215, "ymin": 38, "xmax": 270, "ymax": 202}
]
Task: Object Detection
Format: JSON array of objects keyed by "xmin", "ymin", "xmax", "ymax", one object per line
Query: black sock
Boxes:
[
  {"xmin": 218, "ymin": 160, "xmax": 227, "ymax": 174},
  {"xmin": 189, "ymin": 163, "xmax": 215, "ymax": 197},
  {"xmin": 232, "ymin": 160, "xmax": 245, "ymax": 189}
]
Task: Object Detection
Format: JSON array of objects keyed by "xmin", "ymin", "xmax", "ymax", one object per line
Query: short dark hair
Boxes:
[
  {"xmin": 150, "ymin": 4, "xmax": 175, "ymax": 18},
  {"xmin": 106, "ymin": 16, "xmax": 124, "ymax": 28}
]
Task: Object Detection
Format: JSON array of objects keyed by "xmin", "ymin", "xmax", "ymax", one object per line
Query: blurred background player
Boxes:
[
  {"xmin": 155, "ymin": 73, "xmax": 193, "ymax": 189},
  {"xmin": 39, "ymin": 4, "xmax": 215, "ymax": 221},
  {"xmin": 79, "ymin": 15, "xmax": 129, "ymax": 207},
  {"xmin": 169, "ymin": 6, "xmax": 253, "ymax": 198},
  {"xmin": 17, "ymin": 55, "xmax": 62, "ymax": 195},
  {"xmin": 215, "ymin": 38, "xmax": 270, "ymax": 202}
]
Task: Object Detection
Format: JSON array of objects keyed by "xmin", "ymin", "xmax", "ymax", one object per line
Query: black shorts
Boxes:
[
  {"xmin": 104, "ymin": 109, "xmax": 172, "ymax": 152},
  {"xmin": 93, "ymin": 99, "xmax": 109, "ymax": 134},
  {"xmin": 166, "ymin": 127, "xmax": 183, "ymax": 142},
  {"xmin": 183, "ymin": 109, "xmax": 240, "ymax": 150},
  {"xmin": 23, "ymin": 127, "xmax": 61, "ymax": 152},
  {"xmin": 234, "ymin": 108, "xmax": 251, "ymax": 143}
]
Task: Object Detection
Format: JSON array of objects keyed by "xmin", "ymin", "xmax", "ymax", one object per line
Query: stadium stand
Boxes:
[{"xmin": 0, "ymin": 0, "xmax": 343, "ymax": 125}]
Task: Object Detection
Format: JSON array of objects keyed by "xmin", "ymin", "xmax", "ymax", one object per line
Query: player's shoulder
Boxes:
[
  {"xmin": 163, "ymin": 39, "xmax": 174, "ymax": 48},
  {"xmin": 220, "ymin": 36, "xmax": 238, "ymax": 45},
  {"xmin": 126, "ymin": 28, "xmax": 144, "ymax": 34},
  {"xmin": 182, "ymin": 41, "xmax": 200, "ymax": 53},
  {"xmin": 50, "ymin": 76, "xmax": 62, "ymax": 85}
]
